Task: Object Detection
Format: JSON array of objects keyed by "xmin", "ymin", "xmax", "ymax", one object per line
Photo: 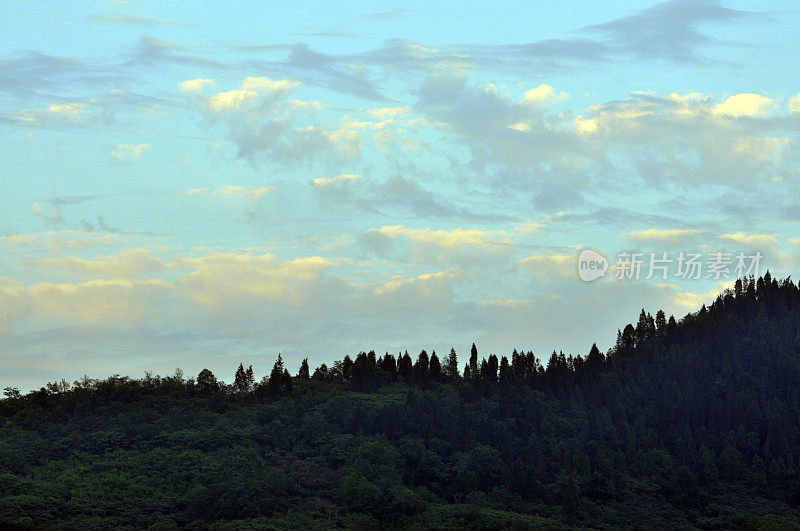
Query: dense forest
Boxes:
[{"xmin": 2, "ymin": 273, "xmax": 800, "ymax": 529}]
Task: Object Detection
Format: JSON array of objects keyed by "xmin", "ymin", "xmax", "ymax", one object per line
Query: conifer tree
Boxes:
[
  {"xmin": 444, "ymin": 347, "xmax": 459, "ymax": 380},
  {"xmin": 398, "ymin": 352, "xmax": 413, "ymax": 381},
  {"xmin": 298, "ymin": 358, "xmax": 310, "ymax": 381},
  {"xmin": 469, "ymin": 343, "xmax": 479, "ymax": 378},
  {"xmin": 413, "ymin": 350, "xmax": 430, "ymax": 382},
  {"xmin": 234, "ymin": 363, "xmax": 249, "ymax": 393},
  {"xmin": 429, "ymin": 351, "xmax": 442, "ymax": 381},
  {"xmin": 268, "ymin": 355, "xmax": 285, "ymax": 395}
]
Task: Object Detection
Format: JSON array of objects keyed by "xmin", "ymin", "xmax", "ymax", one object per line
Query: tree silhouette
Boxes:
[{"xmin": 196, "ymin": 369, "xmax": 219, "ymax": 394}]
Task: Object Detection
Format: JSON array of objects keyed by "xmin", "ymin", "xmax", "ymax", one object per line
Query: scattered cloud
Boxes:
[
  {"xmin": 625, "ymin": 228, "xmax": 701, "ymax": 243},
  {"xmin": 180, "ymin": 78, "xmax": 214, "ymax": 93},
  {"xmin": 111, "ymin": 143, "xmax": 151, "ymax": 161}
]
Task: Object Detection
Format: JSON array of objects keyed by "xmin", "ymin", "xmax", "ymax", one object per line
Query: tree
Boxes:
[
  {"xmin": 655, "ymin": 309, "xmax": 667, "ymax": 335},
  {"xmin": 635, "ymin": 309, "xmax": 651, "ymax": 345},
  {"xmin": 413, "ymin": 350, "xmax": 430, "ymax": 382},
  {"xmin": 429, "ymin": 351, "xmax": 442, "ymax": 381},
  {"xmin": 268, "ymin": 355, "xmax": 285, "ymax": 395},
  {"xmin": 469, "ymin": 343, "xmax": 479, "ymax": 378},
  {"xmin": 3, "ymin": 387, "xmax": 21, "ymax": 399},
  {"xmin": 234, "ymin": 363, "xmax": 254, "ymax": 393},
  {"xmin": 585, "ymin": 343, "xmax": 604, "ymax": 375},
  {"xmin": 398, "ymin": 352, "xmax": 413, "ymax": 382},
  {"xmin": 298, "ymin": 358, "xmax": 310, "ymax": 381},
  {"xmin": 312, "ymin": 363, "xmax": 328, "ymax": 381},
  {"xmin": 498, "ymin": 356, "xmax": 511, "ymax": 382},
  {"xmin": 444, "ymin": 347, "xmax": 459, "ymax": 380},
  {"xmin": 196, "ymin": 369, "xmax": 219, "ymax": 394},
  {"xmin": 486, "ymin": 354, "xmax": 499, "ymax": 382}
]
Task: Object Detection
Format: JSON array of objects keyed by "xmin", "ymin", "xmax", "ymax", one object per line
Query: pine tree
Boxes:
[
  {"xmin": 655, "ymin": 310, "xmax": 667, "ymax": 335},
  {"xmin": 429, "ymin": 351, "xmax": 442, "ymax": 380},
  {"xmin": 586, "ymin": 343, "xmax": 604, "ymax": 375},
  {"xmin": 234, "ymin": 363, "xmax": 250, "ymax": 393},
  {"xmin": 414, "ymin": 350, "xmax": 430, "ymax": 382},
  {"xmin": 444, "ymin": 347, "xmax": 459, "ymax": 380},
  {"xmin": 245, "ymin": 365, "xmax": 254, "ymax": 391},
  {"xmin": 487, "ymin": 354, "xmax": 499, "ymax": 382},
  {"xmin": 268, "ymin": 355, "xmax": 285, "ymax": 395},
  {"xmin": 469, "ymin": 343, "xmax": 479, "ymax": 379},
  {"xmin": 398, "ymin": 352, "xmax": 413, "ymax": 382},
  {"xmin": 498, "ymin": 356, "xmax": 511, "ymax": 382},
  {"xmin": 298, "ymin": 358, "xmax": 310, "ymax": 380}
]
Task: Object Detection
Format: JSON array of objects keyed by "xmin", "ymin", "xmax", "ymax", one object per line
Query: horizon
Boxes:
[{"xmin": 3, "ymin": 0, "xmax": 800, "ymax": 391}]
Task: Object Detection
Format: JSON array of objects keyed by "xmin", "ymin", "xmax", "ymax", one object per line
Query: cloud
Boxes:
[
  {"xmin": 206, "ymin": 77, "xmax": 300, "ymax": 112},
  {"xmin": 719, "ymin": 232, "xmax": 778, "ymax": 249},
  {"xmin": 712, "ymin": 93, "xmax": 774, "ymax": 117},
  {"xmin": 85, "ymin": 13, "xmax": 187, "ymax": 27},
  {"xmin": 582, "ymin": 0, "xmax": 762, "ymax": 64},
  {"xmin": 0, "ymin": 231, "xmax": 126, "ymax": 252},
  {"xmin": 367, "ymin": 225, "xmax": 506, "ymax": 250},
  {"xmin": 180, "ymin": 78, "xmax": 214, "ymax": 93},
  {"xmin": 36, "ymin": 249, "xmax": 167, "ymax": 279},
  {"xmin": 173, "ymin": 252, "xmax": 336, "ymax": 309},
  {"xmin": 671, "ymin": 280, "xmax": 735, "ymax": 309},
  {"xmin": 32, "ymin": 203, "xmax": 65, "ymax": 225},
  {"xmin": 625, "ymin": 228, "xmax": 701, "ymax": 243},
  {"xmin": 29, "ymin": 278, "xmax": 169, "ymax": 324},
  {"xmin": 0, "ymin": 50, "xmax": 126, "ymax": 101},
  {"xmin": 521, "ymin": 84, "xmax": 568, "ymax": 105},
  {"xmin": 11, "ymin": 102, "xmax": 96, "ymax": 129},
  {"xmin": 789, "ymin": 93, "xmax": 800, "ymax": 114},
  {"xmin": 312, "ymin": 174, "xmax": 361, "ymax": 187},
  {"xmin": 517, "ymin": 252, "xmax": 578, "ymax": 279},
  {"xmin": 731, "ymin": 137, "xmax": 788, "ymax": 160},
  {"xmin": 126, "ymin": 37, "xmax": 223, "ymax": 68},
  {"xmin": 111, "ymin": 143, "xmax": 151, "ymax": 161}
]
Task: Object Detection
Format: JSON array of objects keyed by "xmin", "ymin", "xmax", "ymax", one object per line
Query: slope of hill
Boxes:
[{"xmin": 2, "ymin": 274, "xmax": 800, "ymax": 529}]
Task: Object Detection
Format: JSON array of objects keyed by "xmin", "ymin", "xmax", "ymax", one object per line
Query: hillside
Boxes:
[{"xmin": 2, "ymin": 274, "xmax": 800, "ymax": 529}]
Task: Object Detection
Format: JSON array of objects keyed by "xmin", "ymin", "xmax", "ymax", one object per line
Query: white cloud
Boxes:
[
  {"xmin": 789, "ymin": 93, "xmax": 800, "ymax": 114},
  {"xmin": 719, "ymin": 232, "xmax": 778, "ymax": 249},
  {"xmin": 174, "ymin": 252, "xmax": 335, "ymax": 309},
  {"xmin": 712, "ymin": 93, "xmax": 773, "ymax": 118},
  {"xmin": 206, "ymin": 77, "xmax": 300, "ymax": 113},
  {"xmin": 29, "ymin": 278, "xmax": 169, "ymax": 324},
  {"xmin": 36, "ymin": 249, "xmax": 166, "ymax": 279},
  {"xmin": 368, "ymin": 225, "xmax": 506, "ymax": 250},
  {"xmin": 625, "ymin": 228, "xmax": 700, "ymax": 243},
  {"xmin": 517, "ymin": 252, "xmax": 577, "ymax": 279},
  {"xmin": 180, "ymin": 78, "xmax": 214, "ymax": 92},
  {"xmin": 312, "ymin": 174, "xmax": 361, "ymax": 187},
  {"xmin": 13, "ymin": 102, "xmax": 95, "ymax": 129},
  {"xmin": 521, "ymin": 84, "xmax": 567, "ymax": 105}
]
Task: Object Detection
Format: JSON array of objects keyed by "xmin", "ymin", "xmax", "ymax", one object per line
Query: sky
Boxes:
[{"xmin": 2, "ymin": 0, "xmax": 800, "ymax": 391}]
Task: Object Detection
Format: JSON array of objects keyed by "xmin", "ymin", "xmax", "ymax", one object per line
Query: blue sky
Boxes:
[{"xmin": 2, "ymin": 0, "xmax": 800, "ymax": 390}]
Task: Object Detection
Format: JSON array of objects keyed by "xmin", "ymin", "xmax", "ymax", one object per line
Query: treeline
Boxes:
[{"xmin": 3, "ymin": 272, "xmax": 794, "ymax": 405}]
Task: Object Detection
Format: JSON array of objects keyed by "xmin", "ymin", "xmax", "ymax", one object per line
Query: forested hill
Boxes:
[{"xmin": 2, "ymin": 274, "xmax": 800, "ymax": 529}]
